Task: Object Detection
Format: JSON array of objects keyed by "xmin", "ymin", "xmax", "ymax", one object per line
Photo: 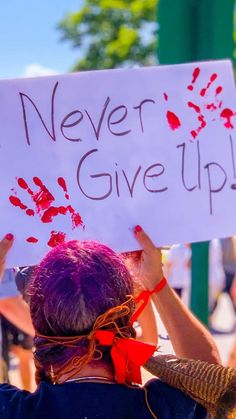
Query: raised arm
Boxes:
[
  {"xmin": 123, "ymin": 250, "xmax": 158, "ymax": 346},
  {"xmin": 134, "ymin": 226, "xmax": 221, "ymax": 364},
  {"xmin": 0, "ymin": 234, "xmax": 34, "ymax": 336},
  {"xmin": 135, "ymin": 300, "xmax": 158, "ymax": 346},
  {"xmin": 0, "ymin": 234, "xmax": 14, "ymax": 280}
]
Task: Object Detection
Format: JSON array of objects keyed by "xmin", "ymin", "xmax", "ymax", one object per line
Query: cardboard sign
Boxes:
[{"xmin": 1, "ymin": 60, "xmax": 236, "ymax": 267}]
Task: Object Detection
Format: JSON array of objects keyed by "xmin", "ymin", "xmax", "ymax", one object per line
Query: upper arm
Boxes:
[{"xmin": 136, "ymin": 301, "xmax": 158, "ymax": 346}]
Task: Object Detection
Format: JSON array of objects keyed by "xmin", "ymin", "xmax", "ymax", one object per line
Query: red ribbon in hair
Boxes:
[{"xmin": 95, "ymin": 330, "xmax": 156, "ymax": 384}]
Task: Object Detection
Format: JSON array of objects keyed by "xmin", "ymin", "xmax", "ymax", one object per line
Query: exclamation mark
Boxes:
[{"xmin": 229, "ymin": 135, "xmax": 236, "ymax": 190}]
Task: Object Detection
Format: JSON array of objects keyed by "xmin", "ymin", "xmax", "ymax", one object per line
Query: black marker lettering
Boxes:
[
  {"xmin": 133, "ymin": 99, "xmax": 155, "ymax": 132},
  {"xmin": 60, "ymin": 110, "xmax": 83, "ymax": 142},
  {"xmin": 107, "ymin": 105, "xmax": 131, "ymax": 136},
  {"xmin": 122, "ymin": 167, "xmax": 141, "ymax": 197},
  {"xmin": 143, "ymin": 164, "xmax": 168, "ymax": 192},
  {"xmin": 85, "ymin": 96, "xmax": 110, "ymax": 141},
  {"xmin": 115, "ymin": 163, "xmax": 120, "ymax": 197},
  {"xmin": 19, "ymin": 81, "xmax": 59, "ymax": 146},
  {"xmin": 229, "ymin": 134, "xmax": 236, "ymax": 178},
  {"xmin": 204, "ymin": 162, "xmax": 227, "ymax": 215},
  {"xmin": 197, "ymin": 140, "xmax": 201, "ymax": 189},
  {"xmin": 77, "ymin": 149, "xmax": 112, "ymax": 200},
  {"xmin": 177, "ymin": 142, "xmax": 197, "ymax": 191}
]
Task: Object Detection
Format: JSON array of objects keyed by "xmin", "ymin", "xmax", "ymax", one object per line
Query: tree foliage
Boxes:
[{"xmin": 58, "ymin": 0, "xmax": 158, "ymax": 71}]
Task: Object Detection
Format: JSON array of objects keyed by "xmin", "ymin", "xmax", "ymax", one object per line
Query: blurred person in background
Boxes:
[
  {"xmin": 0, "ymin": 234, "xmax": 34, "ymax": 386},
  {"xmin": 0, "ymin": 268, "xmax": 20, "ymax": 383},
  {"xmin": 227, "ymin": 275, "xmax": 236, "ymax": 368},
  {"xmin": 208, "ymin": 239, "xmax": 226, "ymax": 321},
  {"xmin": 163, "ymin": 243, "xmax": 191, "ymax": 299},
  {"xmin": 228, "ymin": 338, "xmax": 236, "ymax": 368},
  {"xmin": 1, "ymin": 316, "xmax": 34, "ymax": 391},
  {"xmin": 210, "ymin": 237, "xmax": 236, "ymax": 327}
]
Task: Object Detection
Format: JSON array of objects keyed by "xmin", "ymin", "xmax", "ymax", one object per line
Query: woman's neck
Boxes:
[{"xmin": 57, "ymin": 363, "xmax": 115, "ymax": 384}]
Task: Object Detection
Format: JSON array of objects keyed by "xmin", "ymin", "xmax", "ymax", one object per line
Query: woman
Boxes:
[{"xmin": 0, "ymin": 227, "xmax": 235, "ymax": 418}]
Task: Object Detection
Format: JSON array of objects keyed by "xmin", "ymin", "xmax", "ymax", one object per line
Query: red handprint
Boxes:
[
  {"xmin": 9, "ymin": 177, "xmax": 84, "ymax": 247},
  {"xmin": 164, "ymin": 66, "xmax": 235, "ymax": 139},
  {"xmin": 187, "ymin": 68, "xmax": 221, "ymax": 139}
]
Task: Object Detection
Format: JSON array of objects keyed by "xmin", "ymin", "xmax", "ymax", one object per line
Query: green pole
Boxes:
[
  {"xmin": 190, "ymin": 242, "xmax": 209, "ymax": 325},
  {"xmin": 158, "ymin": 0, "xmax": 193, "ymax": 64},
  {"xmin": 195, "ymin": 0, "xmax": 234, "ymax": 62},
  {"xmin": 157, "ymin": 0, "xmax": 234, "ymax": 325}
]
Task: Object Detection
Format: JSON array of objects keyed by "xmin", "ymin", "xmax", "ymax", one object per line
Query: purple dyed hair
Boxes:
[{"xmin": 29, "ymin": 240, "xmax": 135, "ymax": 379}]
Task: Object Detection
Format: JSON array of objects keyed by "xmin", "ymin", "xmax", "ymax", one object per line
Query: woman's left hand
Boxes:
[{"xmin": 0, "ymin": 234, "xmax": 14, "ymax": 280}]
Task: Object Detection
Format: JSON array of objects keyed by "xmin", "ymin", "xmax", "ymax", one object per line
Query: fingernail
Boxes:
[
  {"xmin": 134, "ymin": 225, "xmax": 142, "ymax": 234},
  {"xmin": 5, "ymin": 233, "xmax": 14, "ymax": 241}
]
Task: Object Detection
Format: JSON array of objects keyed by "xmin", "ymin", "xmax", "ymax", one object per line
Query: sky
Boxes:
[{"xmin": 0, "ymin": 0, "xmax": 83, "ymax": 79}]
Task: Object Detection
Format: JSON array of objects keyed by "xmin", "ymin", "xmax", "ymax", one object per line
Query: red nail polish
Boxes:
[
  {"xmin": 5, "ymin": 233, "xmax": 14, "ymax": 241},
  {"xmin": 134, "ymin": 225, "xmax": 142, "ymax": 233}
]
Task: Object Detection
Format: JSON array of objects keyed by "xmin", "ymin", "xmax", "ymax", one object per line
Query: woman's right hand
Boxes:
[
  {"xmin": 133, "ymin": 226, "xmax": 164, "ymax": 291},
  {"xmin": 0, "ymin": 234, "xmax": 14, "ymax": 280}
]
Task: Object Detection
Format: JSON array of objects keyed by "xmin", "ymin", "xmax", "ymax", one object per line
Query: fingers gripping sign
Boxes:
[
  {"xmin": 0, "ymin": 234, "xmax": 14, "ymax": 280},
  {"xmin": 134, "ymin": 225, "xmax": 156, "ymax": 252},
  {"xmin": 133, "ymin": 226, "xmax": 164, "ymax": 291}
]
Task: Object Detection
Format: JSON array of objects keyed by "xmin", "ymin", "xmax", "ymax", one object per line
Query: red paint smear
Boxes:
[
  {"xmin": 191, "ymin": 130, "xmax": 197, "ymax": 139},
  {"xmin": 15, "ymin": 176, "xmax": 55, "ymax": 213},
  {"xmin": 18, "ymin": 178, "xmax": 34, "ymax": 196},
  {"xmin": 33, "ymin": 177, "xmax": 45, "ymax": 188},
  {"xmin": 18, "ymin": 178, "xmax": 28, "ymax": 189},
  {"xmin": 9, "ymin": 196, "xmax": 27, "ymax": 210},
  {"xmin": 67, "ymin": 205, "xmax": 74, "ymax": 214},
  {"xmin": 41, "ymin": 207, "xmax": 58, "ymax": 222},
  {"xmin": 163, "ymin": 93, "xmax": 168, "ymax": 101},
  {"xmin": 187, "ymin": 67, "xmax": 200, "ymax": 91},
  {"xmin": 26, "ymin": 209, "xmax": 35, "ymax": 216},
  {"xmin": 206, "ymin": 103, "xmax": 217, "ymax": 111},
  {"xmin": 40, "ymin": 204, "xmax": 83, "ymax": 229},
  {"xmin": 190, "ymin": 114, "xmax": 206, "ymax": 140},
  {"xmin": 197, "ymin": 115, "xmax": 206, "ymax": 129},
  {"xmin": 26, "ymin": 236, "xmax": 38, "ymax": 243},
  {"xmin": 200, "ymin": 73, "xmax": 217, "ymax": 96},
  {"xmin": 72, "ymin": 212, "xmax": 83, "ymax": 228},
  {"xmin": 200, "ymin": 88, "xmax": 207, "ymax": 97},
  {"xmin": 166, "ymin": 111, "xmax": 181, "ymax": 130},
  {"xmin": 9, "ymin": 192, "xmax": 35, "ymax": 216},
  {"xmin": 188, "ymin": 101, "xmax": 201, "ymax": 113},
  {"xmin": 41, "ymin": 206, "xmax": 67, "ymax": 223},
  {"xmin": 58, "ymin": 177, "xmax": 69, "ymax": 200},
  {"xmin": 188, "ymin": 99, "xmax": 207, "ymax": 139},
  {"xmin": 220, "ymin": 108, "xmax": 235, "ymax": 129},
  {"xmin": 216, "ymin": 86, "xmax": 222, "ymax": 95},
  {"xmin": 210, "ymin": 73, "xmax": 218, "ymax": 82},
  {"xmin": 11, "ymin": 176, "xmax": 83, "ymax": 231},
  {"xmin": 66, "ymin": 205, "xmax": 83, "ymax": 228},
  {"xmin": 61, "ymin": 204, "xmax": 83, "ymax": 228},
  {"xmin": 47, "ymin": 231, "xmax": 66, "ymax": 248},
  {"xmin": 32, "ymin": 177, "xmax": 55, "ymax": 212}
]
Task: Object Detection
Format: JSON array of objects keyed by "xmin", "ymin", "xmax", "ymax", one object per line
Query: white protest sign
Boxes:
[{"xmin": 1, "ymin": 60, "xmax": 236, "ymax": 267}]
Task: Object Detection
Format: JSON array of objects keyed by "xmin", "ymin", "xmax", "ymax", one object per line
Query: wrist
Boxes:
[
  {"xmin": 145, "ymin": 270, "xmax": 165, "ymax": 291},
  {"xmin": 150, "ymin": 277, "xmax": 167, "ymax": 295},
  {"xmin": 130, "ymin": 277, "xmax": 167, "ymax": 324}
]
